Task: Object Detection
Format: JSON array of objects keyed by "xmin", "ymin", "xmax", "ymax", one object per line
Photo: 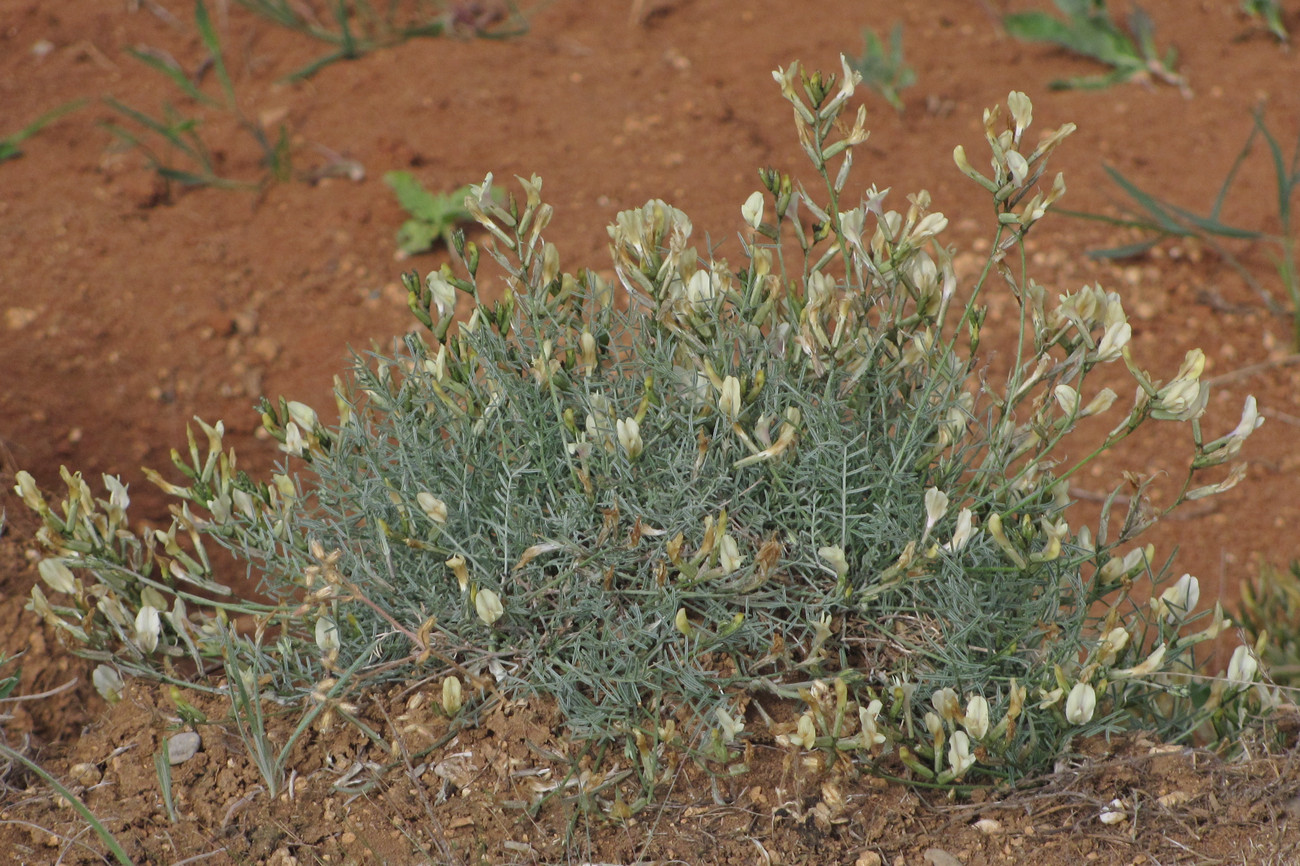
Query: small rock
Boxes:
[
  {"xmin": 924, "ymin": 849, "xmax": 965, "ymax": 866},
  {"xmin": 68, "ymin": 762, "xmax": 101, "ymax": 786},
  {"xmin": 5, "ymin": 307, "xmax": 39, "ymax": 330},
  {"xmin": 168, "ymin": 731, "xmax": 202, "ymax": 765}
]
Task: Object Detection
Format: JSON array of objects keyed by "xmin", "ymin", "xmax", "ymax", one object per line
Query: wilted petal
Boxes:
[
  {"xmin": 38, "ymin": 559, "xmax": 78, "ymax": 595},
  {"xmin": 93, "ymin": 665, "xmax": 125, "ymax": 703}
]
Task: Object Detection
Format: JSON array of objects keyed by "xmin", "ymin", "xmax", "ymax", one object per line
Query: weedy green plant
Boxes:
[
  {"xmin": 105, "ymin": 0, "xmax": 292, "ymax": 195},
  {"xmin": 1061, "ymin": 107, "xmax": 1300, "ymax": 349},
  {"xmin": 1004, "ymin": 0, "xmax": 1188, "ymax": 93},
  {"xmin": 1237, "ymin": 560, "xmax": 1300, "ymax": 688},
  {"xmin": 847, "ymin": 23, "xmax": 915, "ymax": 113},
  {"xmin": 1243, "ymin": 0, "xmax": 1289, "ymax": 42},
  {"xmin": 235, "ymin": 0, "xmax": 530, "ymax": 81},
  {"xmin": 385, "ymin": 172, "xmax": 482, "ymax": 256},
  {"xmin": 0, "ymin": 100, "xmax": 85, "ymax": 165},
  {"xmin": 16, "ymin": 61, "xmax": 1273, "ymax": 791}
]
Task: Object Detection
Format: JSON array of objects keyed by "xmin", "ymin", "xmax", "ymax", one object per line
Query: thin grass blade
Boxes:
[
  {"xmin": 127, "ymin": 47, "xmax": 220, "ymax": 107},
  {"xmin": 0, "ymin": 743, "xmax": 133, "ymax": 865},
  {"xmin": 0, "ymin": 99, "xmax": 86, "ymax": 163},
  {"xmin": 195, "ymin": 0, "xmax": 238, "ymax": 108}
]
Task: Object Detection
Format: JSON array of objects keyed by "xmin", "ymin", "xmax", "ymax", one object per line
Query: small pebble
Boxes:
[{"xmin": 168, "ymin": 731, "xmax": 202, "ymax": 765}]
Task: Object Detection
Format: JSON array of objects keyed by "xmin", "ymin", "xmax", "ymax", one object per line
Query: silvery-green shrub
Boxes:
[{"xmin": 18, "ymin": 59, "xmax": 1272, "ymax": 784}]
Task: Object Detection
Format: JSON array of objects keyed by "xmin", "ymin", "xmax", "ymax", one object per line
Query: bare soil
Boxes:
[{"xmin": 2, "ymin": 1, "xmax": 1299, "ymax": 863}]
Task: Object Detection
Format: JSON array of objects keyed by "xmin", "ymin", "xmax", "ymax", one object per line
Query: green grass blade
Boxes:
[
  {"xmin": 0, "ymin": 99, "xmax": 86, "ymax": 163},
  {"xmin": 127, "ymin": 47, "xmax": 220, "ymax": 107},
  {"xmin": 332, "ymin": 0, "xmax": 361, "ymax": 58},
  {"xmin": 283, "ymin": 48, "xmax": 352, "ymax": 81},
  {"xmin": 1252, "ymin": 108, "xmax": 1297, "ymax": 226},
  {"xmin": 155, "ymin": 741, "xmax": 179, "ymax": 822},
  {"xmin": 195, "ymin": 0, "xmax": 238, "ymax": 109},
  {"xmin": 1208, "ymin": 120, "xmax": 1260, "ymax": 222},
  {"xmin": 0, "ymin": 743, "xmax": 133, "ymax": 865},
  {"xmin": 1086, "ymin": 238, "xmax": 1164, "ymax": 260},
  {"xmin": 104, "ymin": 98, "xmax": 203, "ymax": 163},
  {"xmin": 234, "ymin": 0, "xmax": 300, "ymax": 29},
  {"xmin": 1101, "ymin": 164, "xmax": 1186, "ymax": 234},
  {"xmin": 1105, "ymin": 165, "xmax": 1261, "ymax": 240}
]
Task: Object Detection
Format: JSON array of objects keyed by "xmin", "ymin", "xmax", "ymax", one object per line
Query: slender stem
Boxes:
[{"xmin": 0, "ymin": 744, "xmax": 133, "ymax": 865}]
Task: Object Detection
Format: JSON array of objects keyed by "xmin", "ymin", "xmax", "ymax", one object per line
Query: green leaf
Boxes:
[
  {"xmin": 195, "ymin": 0, "xmax": 237, "ymax": 108},
  {"xmin": 1004, "ymin": 12, "xmax": 1081, "ymax": 47},
  {"xmin": 385, "ymin": 171, "xmax": 442, "ymax": 221},
  {"xmin": 1086, "ymin": 238, "xmax": 1163, "ymax": 260},
  {"xmin": 396, "ymin": 220, "xmax": 439, "ymax": 255},
  {"xmin": 0, "ymin": 99, "xmax": 85, "ymax": 163},
  {"xmin": 126, "ymin": 47, "xmax": 221, "ymax": 107}
]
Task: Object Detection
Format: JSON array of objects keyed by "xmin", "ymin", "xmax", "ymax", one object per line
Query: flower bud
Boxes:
[
  {"xmin": 948, "ymin": 731, "xmax": 975, "ymax": 778},
  {"xmin": 616, "ymin": 417, "xmax": 643, "ymax": 461},
  {"xmin": 446, "ymin": 555, "xmax": 469, "ymax": 592},
  {"xmin": 1097, "ymin": 626, "xmax": 1129, "ymax": 666},
  {"xmin": 135, "ymin": 605, "xmax": 161, "ymax": 654},
  {"xmin": 931, "ymin": 687, "xmax": 960, "ymax": 721},
  {"xmin": 818, "ymin": 545, "xmax": 849, "ymax": 580},
  {"xmin": 718, "ymin": 376, "xmax": 742, "ymax": 421},
  {"xmin": 963, "ymin": 695, "xmax": 990, "ymax": 740},
  {"xmin": 93, "ymin": 665, "xmax": 125, "ymax": 703},
  {"xmin": 859, "ymin": 699, "xmax": 886, "ymax": 747},
  {"xmin": 923, "ymin": 488, "xmax": 949, "ymax": 538},
  {"xmin": 14, "ymin": 470, "xmax": 47, "ymax": 513},
  {"xmin": 1007, "ymin": 91, "xmax": 1033, "ymax": 142},
  {"xmin": 579, "ymin": 330, "xmax": 597, "ymax": 375},
  {"xmin": 674, "ymin": 607, "xmax": 695, "ymax": 638},
  {"xmin": 1113, "ymin": 643, "xmax": 1167, "ymax": 679},
  {"xmin": 441, "ymin": 676, "xmax": 463, "ymax": 715},
  {"xmin": 417, "ymin": 492, "xmax": 448, "ymax": 525},
  {"xmin": 794, "ymin": 712, "xmax": 817, "ymax": 749},
  {"xmin": 315, "ymin": 617, "xmax": 340, "ymax": 654},
  {"xmin": 718, "ymin": 533, "xmax": 743, "ymax": 574},
  {"xmin": 287, "ymin": 401, "xmax": 319, "ymax": 433},
  {"xmin": 426, "ymin": 270, "xmax": 457, "ymax": 324},
  {"xmin": 945, "ymin": 508, "xmax": 975, "ymax": 552},
  {"xmin": 1093, "ymin": 320, "xmax": 1131, "ymax": 362},
  {"xmin": 1081, "ymin": 387, "xmax": 1117, "ymax": 417},
  {"xmin": 1065, "ymin": 682, "xmax": 1096, "ymax": 724},
  {"xmin": 281, "ymin": 422, "xmax": 305, "ymax": 456},
  {"xmin": 475, "ymin": 587, "xmax": 503, "ymax": 626},
  {"xmin": 1157, "ymin": 573, "xmax": 1200, "ymax": 624},
  {"xmin": 1226, "ymin": 645, "xmax": 1258, "ymax": 689},
  {"xmin": 742, "ymin": 191, "xmax": 764, "ymax": 230},
  {"xmin": 1053, "ymin": 384, "xmax": 1080, "ymax": 417}
]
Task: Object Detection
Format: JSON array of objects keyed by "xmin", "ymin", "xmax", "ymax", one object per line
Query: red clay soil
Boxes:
[{"xmin": 1, "ymin": 1, "xmax": 1299, "ymax": 864}]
